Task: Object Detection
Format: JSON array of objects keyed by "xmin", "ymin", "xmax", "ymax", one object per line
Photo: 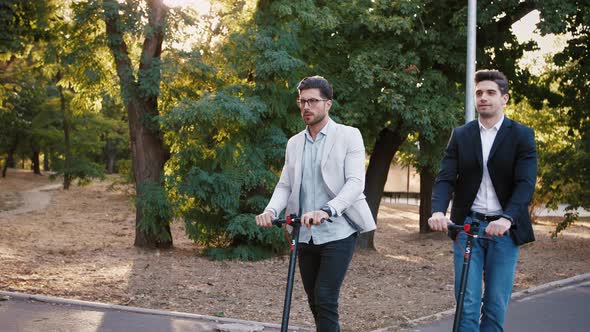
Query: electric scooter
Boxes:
[
  {"xmin": 271, "ymin": 214, "xmax": 330, "ymax": 332},
  {"xmin": 447, "ymin": 220, "xmax": 495, "ymax": 332}
]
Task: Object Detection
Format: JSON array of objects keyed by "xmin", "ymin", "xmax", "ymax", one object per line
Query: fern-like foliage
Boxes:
[{"xmin": 136, "ymin": 180, "xmax": 174, "ymax": 243}]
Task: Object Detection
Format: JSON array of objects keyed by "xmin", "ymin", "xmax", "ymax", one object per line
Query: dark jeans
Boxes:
[{"xmin": 298, "ymin": 233, "xmax": 357, "ymax": 332}]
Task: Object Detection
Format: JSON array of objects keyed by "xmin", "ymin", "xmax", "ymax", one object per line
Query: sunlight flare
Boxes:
[{"xmin": 163, "ymin": 0, "xmax": 210, "ymax": 13}]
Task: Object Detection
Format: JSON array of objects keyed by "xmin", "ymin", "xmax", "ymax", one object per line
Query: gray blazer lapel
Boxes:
[
  {"xmin": 291, "ymin": 131, "xmax": 305, "ymax": 206},
  {"xmin": 489, "ymin": 117, "xmax": 512, "ymax": 161},
  {"xmin": 321, "ymin": 122, "xmax": 338, "ymax": 169}
]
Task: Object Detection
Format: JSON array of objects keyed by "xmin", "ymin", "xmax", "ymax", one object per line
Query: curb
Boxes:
[
  {"xmin": 3, "ymin": 272, "xmax": 589, "ymax": 332},
  {"xmin": 369, "ymin": 271, "xmax": 590, "ymax": 332},
  {"xmin": 510, "ymin": 271, "xmax": 590, "ymax": 300},
  {"xmin": 0, "ymin": 290, "xmax": 313, "ymax": 332}
]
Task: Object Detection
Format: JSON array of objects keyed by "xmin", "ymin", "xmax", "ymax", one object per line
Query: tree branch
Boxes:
[
  {"xmin": 479, "ymin": 1, "xmax": 538, "ymax": 46},
  {"xmin": 102, "ymin": 0, "xmax": 136, "ymax": 92},
  {"xmin": 138, "ymin": 0, "xmax": 166, "ymax": 105}
]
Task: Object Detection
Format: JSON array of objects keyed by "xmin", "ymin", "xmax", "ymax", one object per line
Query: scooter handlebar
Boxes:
[
  {"xmin": 447, "ymin": 223, "xmax": 472, "ymax": 232},
  {"xmin": 446, "ymin": 222, "xmax": 503, "ymax": 240},
  {"xmin": 447, "ymin": 222, "xmax": 488, "ymax": 234},
  {"xmin": 271, "ymin": 214, "xmax": 332, "ymax": 227},
  {"xmin": 272, "ymin": 215, "xmax": 300, "ymax": 227}
]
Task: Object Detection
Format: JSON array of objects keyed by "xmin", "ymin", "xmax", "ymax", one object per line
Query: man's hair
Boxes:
[
  {"xmin": 297, "ymin": 76, "xmax": 333, "ymax": 100},
  {"xmin": 474, "ymin": 70, "xmax": 509, "ymax": 95}
]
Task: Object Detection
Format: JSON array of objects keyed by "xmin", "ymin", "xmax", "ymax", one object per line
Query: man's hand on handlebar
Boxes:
[
  {"xmin": 485, "ymin": 218, "xmax": 511, "ymax": 237},
  {"xmin": 255, "ymin": 210, "xmax": 276, "ymax": 228},
  {"xmin": 301, "ymin": 210, "xmax": 330, "ymax": 228},
  {"xmin": 428, "ymin": 212, "xmax": 450, "ymax": 232}
]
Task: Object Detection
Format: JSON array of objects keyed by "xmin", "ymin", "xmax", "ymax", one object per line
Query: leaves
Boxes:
[
  {"xmin": 136, "ymin": 180, "xmax": 173, "ymax": 242},
  {"xmin": 4, "ymin": 0, "xmax": 588, "ymax": 252}
]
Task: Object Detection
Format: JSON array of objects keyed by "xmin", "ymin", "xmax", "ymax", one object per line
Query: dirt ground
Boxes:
[{"xmin": 1, "ymin": 169, "xmax": 589, "ymax": 331}]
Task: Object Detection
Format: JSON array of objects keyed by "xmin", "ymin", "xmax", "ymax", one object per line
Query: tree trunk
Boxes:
[
  {"xmin": 6, "ymin": 150, "xmax": 15, "ymax": 168},
  {"xmin": 31, "ymin": 150, "xmax": 41, "ymax": 175},
  {"xmin": 104, "ymin": 0, "xmax": 172, "ymax": 248},
  {"xmin": 58, "ymin": 80, "xmax": 72, "ymax": 190},
  {"xmin": 106, "ymin": 153, "xmax": 116, "ymax": 174},
  {"xmin": 31, "ymin": 141, "xmax": 41, "ymax": 175},
  {"xmin": 419, "ymin": 168, "xmax": 435, "ymax": 233},
  {"xmin": 128, "ymin": 99, "xmax": 171, "ymax": 248},
  {"xmin": 2, "ymin": 144, "xmax": 17, "ymax": 178},
  {"xmin": 357, "ymin": 126, "xmax": 407, "ymax": 249},
  {"xmin": 105, "ymin": 139, "xmax": 117, "ymax": 174},
  {"xmin": 43, "ymin": 148, "xmax": 50, "ymax": 171}
]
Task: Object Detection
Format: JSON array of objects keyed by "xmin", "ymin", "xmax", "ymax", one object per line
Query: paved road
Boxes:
[
  {"xmin": 401, "ymin": 275, "xmax": 590, "ymax": 332},
  {"xmin": 1, "ymin": 274, "xmax": 589, "ymax": 332},
  {"xmin": 0, "ymin": 292, "xmax": 312, "ymax": 332}
]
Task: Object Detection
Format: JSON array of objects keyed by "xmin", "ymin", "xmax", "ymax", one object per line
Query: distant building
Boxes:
[{"xmin": 382, "ymin": 163, "xmax": 421, "ymax": 205}]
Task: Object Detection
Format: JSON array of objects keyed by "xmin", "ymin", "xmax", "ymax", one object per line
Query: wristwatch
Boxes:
[{"xmin": 320, "ymin": 206, "xmax": 333, "ymax": 217}]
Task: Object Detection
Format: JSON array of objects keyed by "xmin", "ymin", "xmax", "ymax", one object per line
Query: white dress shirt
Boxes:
[{"xmin": 471, "ymin": 115, "xmax": 504, "ymax": 215}]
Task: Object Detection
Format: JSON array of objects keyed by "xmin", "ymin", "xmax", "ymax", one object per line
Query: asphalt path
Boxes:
[
  {"xmin": 1, "ymin": 273, "xmax": 588, "ymax": 332},
  {"xmin": 0, "ymin": 292, "xmax": 312, "ymax": 332},
  {"xmin": 400, "ymin": 274, "xmax": 590, "ymax": 332}
]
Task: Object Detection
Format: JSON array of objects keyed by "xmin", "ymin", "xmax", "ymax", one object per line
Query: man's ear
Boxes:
[{"xmin": 502, "ymin": 93, "xmax": 510, "ymax": 105}]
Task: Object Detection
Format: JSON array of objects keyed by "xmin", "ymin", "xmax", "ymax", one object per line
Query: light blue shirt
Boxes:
[{"xmin": 298, "ymin": 120, "xmax": 356, "ymax": 244}]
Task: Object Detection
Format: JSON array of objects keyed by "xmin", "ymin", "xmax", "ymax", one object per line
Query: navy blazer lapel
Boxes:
[
  {"xmin": 489, "ymin": 117, "xmax": 512, "ymax": 161},
  {"xmin": 469, "ymin": 121, "xmax": 483, "ymax": 168}
]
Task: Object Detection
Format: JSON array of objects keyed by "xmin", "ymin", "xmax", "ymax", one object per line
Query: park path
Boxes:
[{"xmin": 0, "ymin": 182, "xmax": 61, "ymax": 217}]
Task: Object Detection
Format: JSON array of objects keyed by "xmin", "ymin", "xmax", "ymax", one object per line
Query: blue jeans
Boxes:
[
  {"xmin": 298, "ymin": 233, "xmax": 356, "ymax": 332},
  {"xmin": 453, "ymin": 217, "xmax": 519, "ymax": 332}
]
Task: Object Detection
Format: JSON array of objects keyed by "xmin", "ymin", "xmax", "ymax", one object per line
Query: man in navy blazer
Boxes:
[{"xmin": 429, "ymin": 70, "xmax": 537, "ymax": 331}]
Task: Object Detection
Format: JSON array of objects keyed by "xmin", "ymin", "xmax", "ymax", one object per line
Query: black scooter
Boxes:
[
  {"xmin": 271, "ymin": 214, "xmax": 302, "ymax": 332},
  {"xmin": 271, "ymin": 214, "xmax": 330, "ymax": 332},
  {"xmin": 447, "ymin": 220, "xmax": 495, "ymax": 332}
]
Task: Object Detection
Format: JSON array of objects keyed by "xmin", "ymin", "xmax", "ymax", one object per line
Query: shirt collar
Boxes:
[
  {"xmin": 305, "ymin": 118, "xmax": 332, "ymax": 141},
  {"xmin": 479, "ymin": 114, "xmax": 504, "ymax": 131}
]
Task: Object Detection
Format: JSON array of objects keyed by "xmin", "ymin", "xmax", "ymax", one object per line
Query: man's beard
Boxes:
[{"xmin": 304, "ymin": 112, "xmax": 326, "ymax": 126}]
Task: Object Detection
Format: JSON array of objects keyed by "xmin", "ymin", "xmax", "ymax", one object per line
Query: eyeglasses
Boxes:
[{"xmin": 296, "ymin": 98, "xmax": 329, "ymax": 108}]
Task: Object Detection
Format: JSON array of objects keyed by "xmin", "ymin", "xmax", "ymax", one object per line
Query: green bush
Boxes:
[
  {"xmin": 163, "ymin": 91, "xmax": 290, "ymax": 260},
  {"xmin": 50, "ymin": 157, "xmax": 105, "ymax": 185}
]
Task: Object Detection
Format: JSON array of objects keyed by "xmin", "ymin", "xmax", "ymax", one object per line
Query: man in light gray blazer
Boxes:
[{"xmin": 256, "ymin": 76, "xmax": 375, "ymax": 331}]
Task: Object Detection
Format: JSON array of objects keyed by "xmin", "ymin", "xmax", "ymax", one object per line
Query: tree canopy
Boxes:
[{"xmin": 1, "ymin": 0, "xmax": 587, "ymax": 255}]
